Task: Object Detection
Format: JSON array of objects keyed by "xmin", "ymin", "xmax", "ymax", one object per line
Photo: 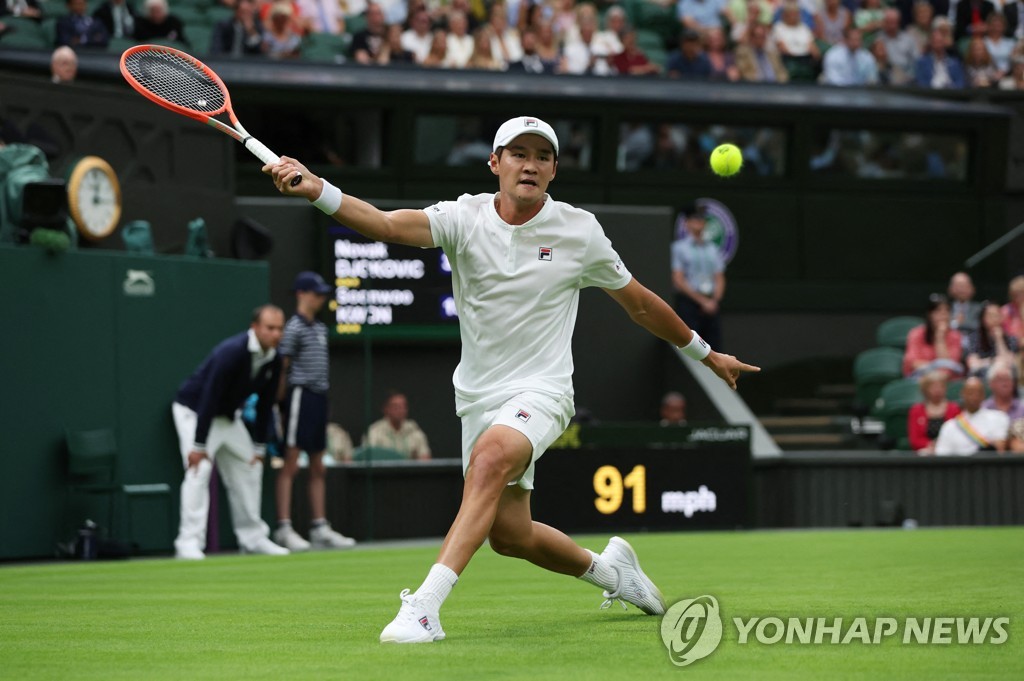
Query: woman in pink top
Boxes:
[{"xmin": 903, "ymin": 293, "xmax": 964, "ymax": 378}]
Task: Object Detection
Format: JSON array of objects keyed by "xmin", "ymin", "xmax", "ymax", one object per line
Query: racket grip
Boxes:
[{"xmin": 245, "ymin": 137, "xmax": 302, "ymax": 187}]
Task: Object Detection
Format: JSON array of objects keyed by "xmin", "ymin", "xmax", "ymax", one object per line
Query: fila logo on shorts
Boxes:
[
  {"xmin": 538, "ymin": 247, "xmax": 552, "ymax": 261},
  {"xmin": 515, "ymin": 409, "xmax": 531, "ymax": 422}
]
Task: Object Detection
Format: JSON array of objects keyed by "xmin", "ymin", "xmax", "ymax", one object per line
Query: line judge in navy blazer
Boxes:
[{"xmin": 171, "ymin": 305, "xmax": 289, "ymax": 560}]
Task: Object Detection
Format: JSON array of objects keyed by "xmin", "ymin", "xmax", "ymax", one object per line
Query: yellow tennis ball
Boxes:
[{"xmin": 710, "ymin": 144, "xmax": 743, "ymax": 177}]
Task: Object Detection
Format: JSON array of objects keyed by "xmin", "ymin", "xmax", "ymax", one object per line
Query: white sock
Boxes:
[
  {"xmin": 413, "ymin": 563, "xmax": 459, "ymax": 613},
  {"xmin": 311, "ymin": 518, "xmax": 327, "ymax": 528},
  {"xmin": 579, "ymin": 549, "xmax": 619, "ymax": 592},
  {"xmin": 278, "ymin": 519, "xmax": 292, "ymax": 529}
]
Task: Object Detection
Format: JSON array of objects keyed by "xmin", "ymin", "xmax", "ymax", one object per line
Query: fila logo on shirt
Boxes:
[
  {"xmin": 515, "ymin": 409, "xmax": 531, "ymax": 422},
  {"xmin": 538, "ymin": 247, "xmax": 553, "ymax": 261}
]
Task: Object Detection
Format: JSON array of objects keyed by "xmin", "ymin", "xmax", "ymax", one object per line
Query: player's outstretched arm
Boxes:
[
  {"xmin": 263, "ymin": 156, "xmax": 434, "ymax": 248},
  {"xmin": 604, "ymin": 278, "xmax": 759, "ymax": 390}
]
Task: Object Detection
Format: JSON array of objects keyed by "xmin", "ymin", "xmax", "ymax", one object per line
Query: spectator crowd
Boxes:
[
  {"xmin": 8, "ymin": 0, "xmax": 1024, "ymax": 89},
  {"xmin": 903, "ymin": 272, "xmax": 1024, "ymax": 454}
]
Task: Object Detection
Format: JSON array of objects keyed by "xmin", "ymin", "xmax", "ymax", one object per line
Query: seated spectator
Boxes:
[
  {"xmin": 444, "ymin": 10, "xmax": 474, "ymax": 68},
  {"xmin": 934, "ymin": 377, "xmax": 1009, "ymax": 454},
  {"xmin": 325, "ymin": 422, "xmax": 354, "ymax": 464},
  {"xmin": 876, "ymin": 8, "xmax": 918, "ymax": 85},
  {"xmin": 258, "ymin": 0, "xmax": 301, "ymax": 34},
  {"xmin": 735, "ymin": 21, "xmax": 789, "ymax": 82},
  {"xmin": 705, "ymin": 25, "xmax": 739, "ymax": 80},
  {"xmin": 509, "ymin": 26, "xmax": 559, "ymax": 73},
  {"xmin": 903, "ymin": 293, "xmax": 965, "ymax": 378},
  {"xmin": 1005, "ymin": 0, "xmax": 1024, "ymax": 41},
  {"xmin": 815, "ymin": 0, "xmax": 850, "ymax": 47},
  {"xmin": 772, "ymin": 0, "xmax": 821, "ymax": 80},
  {"xmin": 401, "ymin": 8, "xmax": 434, "ymax": 63},
  {"xmin": 92, "ymin": 0, "xmax": 137, "ymax": 40},
  {"xmin": 611, "ymin": 28, "xmax": 662, "ymax": 75},
  {"xmin": 915, "ymin": 26, "xmax": 965, "ymax": 88},
  {"xmin": 534, "ymin": 19, "xmax": 562, "ymax": 70},
  {"xmin": 853, "ymin": 0, "xmax": 885, "ymax": 40},
  {"xmin": 50, "ymin": 45, "xmax": 77, "ymax": 83},
  {"xmin": 487, "ymin": 1, "xmax": 523, "ymax": 69},
  {"xmin": 909, "ymin": 370, "xmax": 961, "ymax": 454},
  {"xmin": 999, "ymin": 54, "xmax": 1024, "ymax": 89},
  {"xmin": 726, "ymin": 0, "xmax": 772, "ymax": 44},
  {"xmin": 953, "ymin": 0, "xmax": 995, "ymax": 42},
  {"xmin": 210, "ymin": 0, "xmax": 264, "ymax": 57},
  {"xmin": 906, "ymin": 0, "xmax": 934, "ymax": 56},
  {"xmin": 298, "ymin": 0, "xmax": 345, "ymax": 35},
  {"xmin": 467, "ymin": 25, "xmax": 503, "ymax": 69},
  {"xmin": 421, "ymin": 28, "xmax": 448, "ymax": 67},
  {"xmin": 551, "ymin": 0, "xmax": 577, "ymax": 42},
  {"xmin": 601, "ymin": 5, "xmax": 629, "ymax": 41},
  {"xmin": 262, "ymin": 2, "xmax": 301, "ymax": 58},
  {"xmin": 383, "ymin": 22, "xmax": 415, "ymax": 63},
  {"xmin": 563, "ymin": 13, "xmax": 612, "ymax": 74},
  {"xmin": 966, "ymin": 302, "xmax": 1019, "ymax": 377},
  {"xmin": 56, "ymin": 0, "xmax": 110, "ymax": 48},
  {"xmin": 363, "ymin": 391, "xmax": 431, "ymax": 460},
  {"xmin": 659, "ymin": 391, "xmax": 688, "ymax": 426},
  {"xmin": 349, "ymin": 2, "xmax": 387, "ymax": 64},
  {"xmin": 821, "ymin": 26, "xmax": 878, "ymax": 85},
  {"xmin": 964, "ymin": 37, "xmax": 1001, "ymax": 86},
  {"xmin": 134, "ymin": 0, "xmax": 187, "ymax": 46},
  {"xmin": 1003, "ymin": 275, "xmax": 1024, "ymax": 339},
  {"xmin": 678, "ymin": 0, "xmax": 726, "ymax": 33},
  {"xmin": 983, "ymin": 12, "xmax": 1014, "ymax": 74},
  {"xmin": 666, "ymin": 28, "xmax": 712, "ymax": 78},
  {"xmin": 948, "ymin": 271, "xmax": 982, "ymax": 337},
  {"xmin": 871, "ymin": 36, "xmax": 907, "ymax": 85},
  {"xmin": 2, "ymin": 0, "xmax": 42, "ymax": 20},
  {"xmin": 982, "ymin": 361, "xmax": 1024, "ymax": 429}
]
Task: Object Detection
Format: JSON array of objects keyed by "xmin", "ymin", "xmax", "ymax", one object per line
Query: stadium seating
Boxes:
[
  {"xmin": 301, "ymin": 31, "xmax": 350, "ymax": 62},
  {"xmin": 852, "ymin": 346, "xmax": 904, "ymax": 413},
  {"xmin": 872, "ymin": 378, "xmax": 921, "ymax": 449},
  {"xmin": 65, "ymin": 428, "xmax": 174, "ymax": 547},
  {"xmin": 876, "ymin": 316, "xmax": 924, "ymax": 349}
]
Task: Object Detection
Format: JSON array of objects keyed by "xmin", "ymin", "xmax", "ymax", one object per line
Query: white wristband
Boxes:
[
  {"xmin": 680, "ymin": 331, "xmax": 712, "ymax": 361},
  {"xmin": 312, "ymin": 179, "xmax": 343, "ymax": 215}
]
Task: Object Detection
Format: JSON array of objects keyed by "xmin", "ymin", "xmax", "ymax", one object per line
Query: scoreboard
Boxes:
[{"xmin": 326, "ymin": 223, "xmax": 459, "ymax": 337}]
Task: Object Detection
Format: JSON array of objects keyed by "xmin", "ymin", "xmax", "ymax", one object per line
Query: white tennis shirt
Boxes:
[{"xmin": 425, "ymin": 192, "xmax": 632, "ymax": 401}]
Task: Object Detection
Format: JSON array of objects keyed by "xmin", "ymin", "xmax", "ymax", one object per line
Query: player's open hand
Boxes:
[
  {"xmin": 701, "ymin": 351, "xmax": 760, "ymax": 390},
  {"xmin": 263, "ymin": 156, "xmax": 320, "ymax": 201}
]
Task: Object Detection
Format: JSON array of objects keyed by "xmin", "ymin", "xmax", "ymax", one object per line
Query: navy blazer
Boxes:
[
  {"xmin": 914, "ymin": 54, "xmax": 966, "ymax": 89},
  {"xmin": 176, "ymin": 331, "xmax": 281, "ymax": 451}
]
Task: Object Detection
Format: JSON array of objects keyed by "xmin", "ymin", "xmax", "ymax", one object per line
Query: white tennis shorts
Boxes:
[{"xmin": 456, "ymin": 390, "xmax": 575, "ymax": 490}]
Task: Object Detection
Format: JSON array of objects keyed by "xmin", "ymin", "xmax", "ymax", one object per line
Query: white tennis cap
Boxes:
[{"xmin": 492, "ymin": 116, "xmax": 559, "ymax": 156}]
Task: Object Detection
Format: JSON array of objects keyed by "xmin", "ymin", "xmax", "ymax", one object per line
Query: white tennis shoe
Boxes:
[
  {"xmin": 598, "ymin": 536, "xmax": 666, "ymax": 616},
  {"xmin": 310, "ymin": 523, "xmax": 356, "ymax": 549},
  {"xmin": 241, "ymin": 537, "xmax": 290, "ymax": 556},
  {"xmin": 379, "ymin": 589, "xmax": 446, "ymax": 644},
  {"xmin": 273, "ymin": 525, "xmax": 311, "ymax": 552}
]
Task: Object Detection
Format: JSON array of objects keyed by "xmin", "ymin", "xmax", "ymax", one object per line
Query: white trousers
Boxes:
[{"xmin": 172, "ymin": 402, "xmax": 270, "ymax": 553}]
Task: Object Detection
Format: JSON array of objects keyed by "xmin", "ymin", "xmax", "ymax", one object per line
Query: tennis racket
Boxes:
[{"xmin": 119, "ymin": 44, "xmax": 301, "ymax": 186}]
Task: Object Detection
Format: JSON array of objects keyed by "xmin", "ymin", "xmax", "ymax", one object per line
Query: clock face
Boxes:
[{"xmin": 68, "ymin": 157, "xmax": 121, "ymax": 240}]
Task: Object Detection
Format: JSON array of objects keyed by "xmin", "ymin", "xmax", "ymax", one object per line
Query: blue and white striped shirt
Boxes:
[{"xmin": 280, "ymin": 314, "xmax": 330, "ymax": 394}]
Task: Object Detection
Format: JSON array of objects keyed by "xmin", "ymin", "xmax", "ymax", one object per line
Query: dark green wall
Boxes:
[{"xmin": 0, "ymin": 246, "xmax": 268, "ymax": 559}]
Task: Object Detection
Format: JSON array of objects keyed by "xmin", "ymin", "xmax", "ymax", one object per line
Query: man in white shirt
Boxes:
[
  {"xmin": 443, "ymin": 10, "xmax": 474, "ymax": 68},
  {"xmin": 363, "ymin": 391, "xmax": 432, "ymax": 459},
  {"xmin": 934, "ymin": 377, "xmax": 1009, "ymax": 455},
  {"xmin": 265, "ymin": 116, "xmax": 759, "ymax": 644},
  {"xmin": 821, "ymin": 26, "xmax": 878, "ymax": 86},
  {"xmin": 400, "ymin": 8, "xmax": 433, "ymax": 63}
]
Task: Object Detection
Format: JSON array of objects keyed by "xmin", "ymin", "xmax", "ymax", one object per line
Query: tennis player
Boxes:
[{"xmin": 266, "ymin": 116, "xmax": 760, "ymax": 643}]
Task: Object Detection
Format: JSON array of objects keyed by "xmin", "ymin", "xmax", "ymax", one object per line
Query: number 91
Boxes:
[{"xmin": 593, "ymin": 465, "xmax": 646, "ymax": 515}]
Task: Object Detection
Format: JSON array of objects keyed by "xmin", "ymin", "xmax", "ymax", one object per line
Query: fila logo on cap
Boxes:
[
  {"xmin": 539, "ymin": 247, "xmax": 552, "ymax": 261},
  {"xmin": 524, "ymin": 118, "xmax": 538, "ymax": 128},
  {"xmin": 515, "ymin": 409, "xmax": 531, "ymax": 422}
]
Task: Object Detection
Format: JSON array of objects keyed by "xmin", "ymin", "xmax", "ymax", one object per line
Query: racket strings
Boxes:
[{"xmin": 123, "ymin": 50, "xmax": 225, "ymax": 113}]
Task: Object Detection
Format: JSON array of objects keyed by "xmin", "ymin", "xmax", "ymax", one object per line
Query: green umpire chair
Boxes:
[
  {"xmin": 852, "ymin": 346, "xmax": 904, "ymax": 414},
  {"xmin": 876, "ymin": 316, "xmax": 924, "ymax": 350},
  {"xmin": 872, "ymin": 379, "xmax": 922, "ymax": 450},
  {"xmin": 66, "ymin": 428, "xmax": 174, "ymax": 552}
]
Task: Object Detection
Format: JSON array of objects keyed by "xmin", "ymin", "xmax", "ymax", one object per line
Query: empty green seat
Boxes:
[
  {"xmin": 853, "ymin": 346, "xmax": 904, "ymax": 411},
  {"xmin": 876, "ymin": 316, "xmax": 924, "ymax": 349}
]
